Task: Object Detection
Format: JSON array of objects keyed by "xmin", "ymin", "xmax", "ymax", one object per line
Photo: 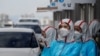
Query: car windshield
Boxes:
[
  {"xmin": 20, "ymin": 19, "xmax": 39, "ymax": 23},
  {"xmin": 14, "ymin": 25, "xmax": 41, "ymax": 34},
  {"xmin": 0, "ymin": 32, "xmax": 38, "ymax": 48}
]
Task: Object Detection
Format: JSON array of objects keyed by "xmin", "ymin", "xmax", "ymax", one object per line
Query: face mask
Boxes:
[
  {"xmin": 74, "ymin": 31, "xmax": 82, "ymax": 41},
  {"xmin": 59, "ymin": 28, "xmax": 69, "ymax": 37}
]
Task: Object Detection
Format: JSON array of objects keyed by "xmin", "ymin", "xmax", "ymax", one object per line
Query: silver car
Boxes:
[
  {"xmin": 0, "ymin": 28, "xmax": 41, "ymax": 56},
  {"xmin": 14, "ymin": 22, "xmax": 42, "ymax": 42}
]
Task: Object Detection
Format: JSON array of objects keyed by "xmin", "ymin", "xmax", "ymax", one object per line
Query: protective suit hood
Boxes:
[
  {"xmin": 42, "ymin": 26, "xmax": 56, "ymax": 47},
  {"xmin": 89, "ymin": 20, "xmax": 100, "ymax": 37},
  {"xmin": 57, "ymin": 18, "xmax": 74, "ymax": 42},
  {"xmin": 75, "ymin": 20, "xmax": 90, "ymax": 42}
]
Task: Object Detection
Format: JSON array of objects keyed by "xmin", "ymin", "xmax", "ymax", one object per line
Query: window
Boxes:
[
  {"xmin": 19, "ymin": 19, "xmax": 39, "ymax": 23},
  {"xmin": 14, "ymin": 25, "xmax": 42, "ymax": 34},
  {"xmin": 0, "ymin": 32, "xmax": 38, "ymax": 48}
]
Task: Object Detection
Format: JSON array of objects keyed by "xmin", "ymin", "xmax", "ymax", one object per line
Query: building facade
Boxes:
[
  {"xmin": 37, "ymin": 0, "xmax": 100, "ymax": 27},
  {"xmin": 0, "ymin": 14, "xmax": 13, "ymax": 27}
]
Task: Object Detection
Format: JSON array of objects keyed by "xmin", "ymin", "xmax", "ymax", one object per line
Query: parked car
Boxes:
[
  {"xmin": 14, "ymin": 22, "xmax": 42, "ymax": 42},
  {"xmin": 0, "ymin": 28, "xmax": 41, "ymax": 56},
  {"xmin": 1, "ymin": 21, "xmax": 13, "ymax": 28}
]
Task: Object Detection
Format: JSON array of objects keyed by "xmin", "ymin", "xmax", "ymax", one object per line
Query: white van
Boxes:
[{"xmin": 0, "ymin": 28, "xmax": 40, "ymax": 56}]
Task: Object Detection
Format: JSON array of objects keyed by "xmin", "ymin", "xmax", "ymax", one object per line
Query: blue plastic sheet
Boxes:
[
  {"xmin": 41, "ymin": 47, "xmax": 51, "ymax": 56},
  {"xmin": 41, "ymin": 40, "xmax": 82, "ymax": 56},
  {"xmin": 50, "ymin": 40, "xmax": 65, "ymax": 56},
  {"xmin": 41, "ymin": 40, "xmax": 57, "ymax": 56},
  {"xmin": 80, "ymin": 40, "xmax": 97, "ymax": 56},
  {"xmin": 41, "ymin": 40, "xmax": 55, "ymax": 56},
  {"xmin": 61, "ymin": 42, "xmax": 82, "ymax": 56},
  {"xmin": 41, "ymin": 40, "xmax": 65, "ymax": 56}
]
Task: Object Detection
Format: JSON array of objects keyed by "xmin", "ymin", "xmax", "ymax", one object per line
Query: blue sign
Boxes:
[
  {"xmin": 59, "ymin": 0, "xmax": 64, "ymax": 3},
  {"xmin": 51, "ymin": 2, "xmax": 55, "ymax": 6}
]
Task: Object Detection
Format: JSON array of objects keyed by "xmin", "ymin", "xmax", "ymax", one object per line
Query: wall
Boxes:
[{"xmin": 95, "ymin": 0, "xmax": 100, "ymax": 21}]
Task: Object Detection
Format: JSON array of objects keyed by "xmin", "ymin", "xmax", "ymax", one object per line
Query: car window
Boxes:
[
  {"xmin": 0, "ymin": 32, "xmax": 38, "ymax": 48},
  {"xmin": 19, "ymin": 19, "xmax": 39, "ymax": 23},
  {"xmin": 14, "ymin": 25, "xmax": 42, "ymax": 34}
]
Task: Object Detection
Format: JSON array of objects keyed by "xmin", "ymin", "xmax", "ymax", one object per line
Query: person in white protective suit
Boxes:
[
  {"xmin": 41, "ymin": 26, "xmax": 57, "ymax": 47},
  {"xmin": 50, "ymin": 18, "xmax": 82, "ymax": 56},
  {"xmin": 89, "ymin": 20, "xmax": 100, "ymax": 41},
  {"xmin": 60, "ymin": 19, "xmax": 83, "ymax": 56},
  {"xmin": 74, "ymin": 20, "xmax": 97, "ymax": 56},
  {"xmin": 41, "ymin": 26, "xmax": 57, "ymax": 56},
  {"xmin": 57, "ymin": 18, "xmax": 74, "ymax": 42},
  {"xmin": 89, "ymin": 20, "xmax": 100, "ymax": 38},
  {"xmin": 89, "ymin": 19, "xmax": 100, "ymax": 55}
]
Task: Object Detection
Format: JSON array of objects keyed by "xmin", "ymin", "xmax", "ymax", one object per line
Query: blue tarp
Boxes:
[
  {"xmin": 50, "ymin": 40, "xmax": 65, "ymax": 56},
  {"xmin": 60, "ymin": 42, "xmax": 82, "ymax": 56},
  {"xmin": 41, "ymin": 40, "xmax": 65, "ymax": 56},
  {"xmin": 41, "ymin": 40, "xmax": 97, "ymax": 56},
  {"xmin": 41, "ymin": 40, "xmax": 82, "ymax": 56},
  {"xmin": 41, "ymin": 47, "xmax": 51, "ymax": 56},
  {"xmin": 80, "ymin": 40, "xmax": 97, "ymax": 56}
]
